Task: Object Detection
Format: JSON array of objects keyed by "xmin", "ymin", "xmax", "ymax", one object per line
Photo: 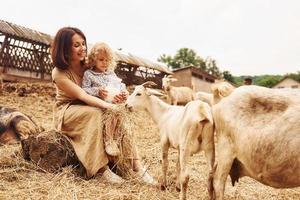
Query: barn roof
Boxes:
[
  {"xmin": 0, "ymin": 19, "xmax": 52, "ymax": 45},
  {"xmin": 114, "ymin": 51, "xmax": 172, "ymax": 74}
]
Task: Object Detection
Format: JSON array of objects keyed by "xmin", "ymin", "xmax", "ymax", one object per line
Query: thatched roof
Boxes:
[{"xmin": 0, "ymin": 19, "xmax": 52, "ymax": 45}]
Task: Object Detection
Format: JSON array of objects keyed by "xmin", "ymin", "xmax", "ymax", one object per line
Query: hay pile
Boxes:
[
  {"xmin": 21, "ymin": 130, "xmax": 79, "ymax": 173},
  {"xmin": 1, "ymin": 82, "xmax": 300, "ymax": 200}
]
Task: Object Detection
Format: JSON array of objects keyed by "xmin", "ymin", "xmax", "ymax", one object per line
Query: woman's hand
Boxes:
[
  {"xmin": 98, "ymin": 87, "xmax": 108, "ymax": 100},
  {"xmin": 112, "ymin": 92, "xmax": 128, "ymax": 104}
]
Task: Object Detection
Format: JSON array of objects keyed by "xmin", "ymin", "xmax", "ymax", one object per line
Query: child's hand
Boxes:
[
  {"xmin": 98, "ymin": 87, "xmax": 108, "ymax": 100},
  {"xmin": 120, "ymin": 91, "xmax": 128, "ymax": 101},
  {"xmin": 112, "ymin": 93, "xmax": 127, "ymax": 104}
]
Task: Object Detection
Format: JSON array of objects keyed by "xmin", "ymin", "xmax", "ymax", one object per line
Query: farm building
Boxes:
[
  {"xmin": 114, "ymin": 51, "xmax": 172, "ymax": 88},
  {"xmin": 0, "ymin": 20, "xmax": 171, "ymax": 88},
  {"xmin": 0, "ymin": 20, "xmax": 53, "ymax": 82},
  {"xmin": 171, "ymin": 66, "xmax": 217, "ymax": 92},
  {"xmin": 272, "ymin": 77, "xmax": 300, "ymax": 89}
]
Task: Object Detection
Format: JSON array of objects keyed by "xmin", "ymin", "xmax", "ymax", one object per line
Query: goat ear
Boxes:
[{"xmin": 142, "ymin": 81, "xmax": 157, "ymax": 88}]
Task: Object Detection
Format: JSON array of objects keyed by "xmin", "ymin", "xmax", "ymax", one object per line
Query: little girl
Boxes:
[{"xmin": 82, "ymin": 42, "xmax": 128, "ymax": 157}]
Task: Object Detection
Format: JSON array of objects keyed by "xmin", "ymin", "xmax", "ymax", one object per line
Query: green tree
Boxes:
[
  {"xmin": 252, "ymin": 75, "xmax": 282, "ymax": 87},
  {"xmin": 157, "ymin": 54, "xmax": 179, "ymax": 69},
  {"xmin": 158, "ymin": 48, "xmax": 206, "ymax": 70},
  {"xmin": 222, "ymin": 70, "xmax": 235, "ymax": 83},
  {"xmin": 232, "ymin": 75, "xmax": 284, "ymax": 87},
  {"xmin": 158, "ymin": 48, "xmax": 228, "ymax": 77},
  {"xmin": 205, "ymin": 57, "xmax": 221, "ymax": 77}
]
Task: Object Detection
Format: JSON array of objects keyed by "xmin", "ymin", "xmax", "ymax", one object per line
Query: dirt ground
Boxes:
[{"xmin": 0, "ymin": 82, "xmax": 299, "ymax": 200}]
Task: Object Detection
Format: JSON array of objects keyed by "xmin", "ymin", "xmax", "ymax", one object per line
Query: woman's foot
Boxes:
[
  {"xmin": 105, "ymin": 141, "xmax": 120, "ymax": 156},
  {"xmin": 101, "ymin": 168, "xmax": 124, "ymax": 184}
]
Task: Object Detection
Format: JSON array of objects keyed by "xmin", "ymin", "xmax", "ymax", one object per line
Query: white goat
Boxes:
[
  {"xmin": 125, "ymin": 81, "xmax": 215, "ymax": 200},
  {"xmin": 162, "ymin": 75, "xmax": 195, "ymax": 105},
  {"xmin": 194, "ymin": 91, "xmax": 213, "ymax": 106},
  {"xmin": 210, "ymin": 81, "xmax": 235, "ymax": 105},
  {"xmin": 194, "ymin": 82, "xmax": 235, "ymax": 106}
]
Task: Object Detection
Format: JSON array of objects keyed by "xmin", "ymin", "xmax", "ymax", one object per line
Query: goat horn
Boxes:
[{"xmin": 142, "ymin": 81, "xmax": 157, "ymax": 88}]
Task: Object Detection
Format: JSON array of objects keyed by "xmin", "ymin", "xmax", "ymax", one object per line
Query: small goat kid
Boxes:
[{"xmin": 125, "ymin": 82, "xmax": 215, "ymax": 200}]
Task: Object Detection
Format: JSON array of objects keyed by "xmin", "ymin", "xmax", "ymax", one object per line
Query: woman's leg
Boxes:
[{"xmin": 61, "ymin": 105, "xmax": 109, "ymax": 177}]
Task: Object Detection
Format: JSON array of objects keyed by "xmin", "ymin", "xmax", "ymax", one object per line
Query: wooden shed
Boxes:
[
  {"xmin": 0, "ymin": 20, "xmax": 172, "ymax": 87},
  {"xmin": 171, "ymin": 66, "xmax": 217, "ymax": 92},
  {"xmin": 114, "ymin": 52, "xmax": 172, "ymax": 88},
  {"xmin": 0, "ymin": 19, "xmax": 53, "ymax": 82}
]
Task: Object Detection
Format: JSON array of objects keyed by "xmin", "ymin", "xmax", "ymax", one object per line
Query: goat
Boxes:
[
  {"xmin": 194, "ymin": 91, "xmax": 213, "ymax": 106},
  {"xmin": 194, "ymin": 81, "xmax": 235, "ymax": 106},
  {"xmin": 211, "ymin": 81, "xmax": 235, "ymax": 105},
  {"xmin": 162, "ymin": 75, "xmax": 195, "ymax": 105},
  {"xmin": 211, "ymin": 84, "xmax": 300, "ymax": 199},
  {"xmin": 125, "ymin": 81, "xmax": 215, "ymax": 200}
]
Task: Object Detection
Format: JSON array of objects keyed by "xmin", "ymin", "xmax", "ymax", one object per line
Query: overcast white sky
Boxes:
[{"xmin": 1, "ymin": 0, "xmax": 300, "ymax": 76}]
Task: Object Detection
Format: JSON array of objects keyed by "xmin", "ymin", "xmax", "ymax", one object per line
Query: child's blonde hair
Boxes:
[{"xmin": 88, "ymin": 42, "xmax": 116, "ymax": 70}]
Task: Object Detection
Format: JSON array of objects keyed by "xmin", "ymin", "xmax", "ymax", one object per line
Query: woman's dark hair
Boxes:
[{"xmin": 51, "ymin": 27, "xmax": 86, "ymax": 70}]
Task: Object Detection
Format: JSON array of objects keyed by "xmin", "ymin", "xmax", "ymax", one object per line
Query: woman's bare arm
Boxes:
[{"xmin": 55, "ymin": 78, "xmax": 113, "ymax": 109}]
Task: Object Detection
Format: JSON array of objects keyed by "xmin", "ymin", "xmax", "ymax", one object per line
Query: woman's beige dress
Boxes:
[{"xmin": 52, "ymin": 67, "xmax": 108, "ymax": 177}]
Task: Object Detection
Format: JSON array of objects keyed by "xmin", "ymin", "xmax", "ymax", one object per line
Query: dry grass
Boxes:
[{"xmin": 0, "ymin": 82, "xmax": 300, "ymax": 200}]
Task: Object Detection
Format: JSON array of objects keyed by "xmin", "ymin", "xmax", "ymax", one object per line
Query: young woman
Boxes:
[{"xmin": 51, "ymin": 27, "xmax": 156, "ymax": 185}]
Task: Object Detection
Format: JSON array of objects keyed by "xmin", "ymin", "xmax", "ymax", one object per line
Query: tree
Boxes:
[
  {"xmin": 158, "ymin": 48, "xmax": 206, "ymax": 70},
  {"xmin": 222, "ymin": 70, "xmax": 235, "ymax": 83},
  {"xmin": 157, "ymin": 54, "xmax": 179, "ymax": 69},
  {"xmin": 158, "ymin": 48, "xmax": 226, "ymax": 76},
  {"xmin": 205, "ymin": 57, "xmax": 221, "ymax": 77},
  {"xmin": 253, "ymin": 75, "xmax": 282, "ymax": 88}
]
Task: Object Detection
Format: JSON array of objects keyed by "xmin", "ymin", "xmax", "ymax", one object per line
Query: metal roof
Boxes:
[{"xmin": 0, "ymin": 19, "xmax": 52, "ymax": 45}]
